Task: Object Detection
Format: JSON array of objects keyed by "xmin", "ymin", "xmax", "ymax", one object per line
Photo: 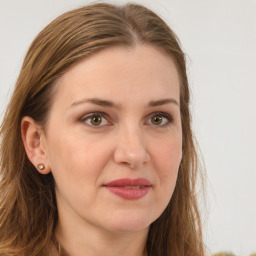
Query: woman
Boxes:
[{"xmin": 0, "ymin": 3, "xmax": 205, "ymax": 256}]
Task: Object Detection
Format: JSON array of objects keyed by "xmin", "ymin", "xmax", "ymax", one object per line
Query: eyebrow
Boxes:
[
  {"xmin": 70, "ymin": 97, "xmax": 179, "ymax": 108},
  {"xmin": 71, "ymin": 98, "xmax": 120, "ymax": 108},
  {"xmin": 147, "ymin": 98, "xmax": 179, "ymax": 107}
]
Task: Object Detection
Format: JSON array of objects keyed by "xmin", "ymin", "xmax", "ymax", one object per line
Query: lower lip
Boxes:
[{"xmin": 105, "ymin": 186, "xmax": 151, "ymax": 200}]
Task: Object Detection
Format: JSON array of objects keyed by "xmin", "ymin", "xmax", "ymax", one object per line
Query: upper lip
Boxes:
[{"xmin": 104, "ymin": 178, "xmax": 152, "ymax": 187}]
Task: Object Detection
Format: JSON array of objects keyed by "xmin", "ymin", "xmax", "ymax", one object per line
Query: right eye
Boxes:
[{"xmin": 80, "ymin": 112, "xmax": 110, "ymax": 127}]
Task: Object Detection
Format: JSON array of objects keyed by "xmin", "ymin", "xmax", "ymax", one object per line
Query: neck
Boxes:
[{"xmin": 54, "ymin": 214, "xmax": 149, "ymax": 256}]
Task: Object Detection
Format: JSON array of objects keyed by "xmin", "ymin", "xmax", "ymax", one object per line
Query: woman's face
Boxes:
[{"xmin": 42, "ymin": 45, "xmax": 182, "ymax": 234}]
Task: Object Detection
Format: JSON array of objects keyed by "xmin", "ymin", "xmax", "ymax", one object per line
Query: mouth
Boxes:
[
  {"xmin": 103, "ymin": 178, "xmax": 152, "ymax": 200},
  {"xmin": 122, "ymin": 186, "xmax": 146, "ymax": 189}
]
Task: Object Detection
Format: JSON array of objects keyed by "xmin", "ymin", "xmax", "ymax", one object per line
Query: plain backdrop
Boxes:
[{"xmin": 0, "ymin": 0, "xmax": 255, "ymax": 255}]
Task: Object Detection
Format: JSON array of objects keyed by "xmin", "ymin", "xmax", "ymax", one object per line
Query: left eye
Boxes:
[
  {"xmin": 81, "ymin": 113, "xmax": 109, "ymax": 127},
  {"xmin": 146, "ymin": 113, "xmax": 173, "ymax": 126}
]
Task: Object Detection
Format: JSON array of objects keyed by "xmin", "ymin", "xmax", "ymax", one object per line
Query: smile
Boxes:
[{"xmin": 104, "ymin": 178, "xmax": 152, "ymax": 200}]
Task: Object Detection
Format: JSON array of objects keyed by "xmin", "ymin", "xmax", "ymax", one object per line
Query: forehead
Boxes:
[{"xmin": 52, "ymin": 44, "xmax": 180, "ymax": 108}]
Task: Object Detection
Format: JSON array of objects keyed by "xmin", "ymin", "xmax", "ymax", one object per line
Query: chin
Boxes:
[{"xmin": 103, "ymin": 210, "xmax": 155, "ymax": 234}]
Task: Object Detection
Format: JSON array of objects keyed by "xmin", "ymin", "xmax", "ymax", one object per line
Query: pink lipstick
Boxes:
[{"xmin": 104, "ymin": 178, "xmax": 152, "ymax": 200}]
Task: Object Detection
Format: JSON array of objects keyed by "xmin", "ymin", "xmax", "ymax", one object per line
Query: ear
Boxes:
[{"xmin": 21, "ymin": 116, "xmax": 51, "ymax": 174}]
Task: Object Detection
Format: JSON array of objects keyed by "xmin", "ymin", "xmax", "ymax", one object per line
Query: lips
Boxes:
[{"xmin": 104, "ymin": 178, "xmax": 152, "ymax": 200}]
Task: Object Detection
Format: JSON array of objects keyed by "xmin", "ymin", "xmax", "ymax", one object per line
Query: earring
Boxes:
[{"xmin": 37, "ymin": 163, "xmax": 45, "ymax": 170}]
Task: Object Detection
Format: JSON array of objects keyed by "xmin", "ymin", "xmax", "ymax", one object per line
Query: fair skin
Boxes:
[{"xmin": 22, "ymin": 45, "xmax": 182, "ymax": 256}]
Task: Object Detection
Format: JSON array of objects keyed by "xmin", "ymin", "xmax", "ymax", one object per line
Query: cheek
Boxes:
[
  {"xmin": 46, "ymin": 132, "xmax": 111, "ymax": 185},
  {"xmin": 45, "ymin": 134, "xmax": 112, "ymax": 213},
  {"xmin": 157, "ymin": 136, "xmax": 182, "ymax": 172},
  {"xmin": 153, "ymin": 136, "xmax": 182, "ymax": 194}
]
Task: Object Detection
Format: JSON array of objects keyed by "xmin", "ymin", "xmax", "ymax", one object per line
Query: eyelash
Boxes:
[
  {"xmin": 80, "ymin": 111, "xmax": 174, "ymax": 128},
  {"xmin": 80, "ymin": 112, "xmax": 110, "ymax": 128},
  {"xmin": 146, "ymin": 112, "xmax": 174, "ymax": 127}
]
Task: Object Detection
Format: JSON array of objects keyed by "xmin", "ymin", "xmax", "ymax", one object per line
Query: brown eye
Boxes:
[
  {"xmin": 151, "ymin": 115, "xmax": 162, "ymax": 125},
  {"xmin": 81, "ymin": 112, "xmax": 109, "ymax": 127},
  {"xmin": 146, "ymin": 112, "xmax": 173, "ymax": 127},
  {"xmin": 90, "ymin": 115, "xmax": 102, "ymax": 126}
]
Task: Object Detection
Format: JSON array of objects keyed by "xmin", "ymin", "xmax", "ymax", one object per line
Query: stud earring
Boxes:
[{"xmin": 37, "ymin": 163, "xmax": 45, "ymax": 170}]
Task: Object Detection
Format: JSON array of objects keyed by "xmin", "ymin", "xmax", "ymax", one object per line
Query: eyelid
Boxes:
[
  {"xmin": 79, "ymin": 111, "xmax": 174, "ymax": 128},
  {"xmin": 80, "ymin": 111, "xmax": 112, "ymax": 127},
  {"xmin": 145, "ymin": 111, "xmax": 174, "ymax": 126}
]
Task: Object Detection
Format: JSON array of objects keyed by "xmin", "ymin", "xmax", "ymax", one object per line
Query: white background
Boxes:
[{"xmin": 0, "ymin": 0, "xmax": 255, "ymax": 255}]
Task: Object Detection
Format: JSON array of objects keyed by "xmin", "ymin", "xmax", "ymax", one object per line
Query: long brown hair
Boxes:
[{"xmin": 0, "ymin": 3, "xmax": 205, "ymax": 256}]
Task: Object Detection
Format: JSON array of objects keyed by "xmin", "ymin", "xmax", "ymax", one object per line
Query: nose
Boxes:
[{"xmin": 113, "ymin": 125, "xmax": 150, "ymax": 169}]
